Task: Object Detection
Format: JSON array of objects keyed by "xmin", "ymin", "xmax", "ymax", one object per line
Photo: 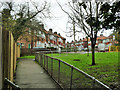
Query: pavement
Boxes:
[{"xmin": 15, "ymin": 58, "xmax": 58, "ymax": 89}]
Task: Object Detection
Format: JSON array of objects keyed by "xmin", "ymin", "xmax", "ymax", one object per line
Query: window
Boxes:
[
  {"xmin": 21, "ymin": 43, "xmax": 24, "ymax": 46},
  {"xmin": 17, "ymin": 43, "xmax": 20, "ymax": 46},
  {"xmin": 42, "ymin": 33, "xmax": 45, "ymax": 39},
  {"xmin": 28, "ymin": 30, "xmax": 31, "ymax": 34},
  {"xmin": 39, "ymin": 31, "xmax": 41, "ymax": 34},
  {"xmin": 34, "ymin": 30, "xmax": 37, "ymax": 34},
  {"xmin": 50, "ymin": 35, "xmax": 54, "ymax": 40},
  {"xmin": 59, "ymin": 38, "xmax": 63, "ymax": 42}
]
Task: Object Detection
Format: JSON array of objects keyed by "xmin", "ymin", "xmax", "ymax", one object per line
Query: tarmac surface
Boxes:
[{"xmin": 15, "ymin": 58, "xmax": 58, "ymax": 89}]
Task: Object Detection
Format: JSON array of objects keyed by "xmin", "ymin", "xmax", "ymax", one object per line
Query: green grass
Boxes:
[
  {"xmin": 19, "ymin": 55, "xmax": 35, "ymax": 59},
  {"xmin": 46, "ymin": 52, "xmax": 119, "ymax": 87}
]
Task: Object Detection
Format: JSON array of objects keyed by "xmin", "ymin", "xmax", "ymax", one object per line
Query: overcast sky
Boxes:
[{"xmin": 1, "ymin": 0, "xmax": 113, "ymax": 42}]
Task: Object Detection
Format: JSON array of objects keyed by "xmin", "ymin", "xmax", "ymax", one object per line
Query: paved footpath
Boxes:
[{"xmin": 15, "ymin": 58, "xmax": 58, "ymax": 89}]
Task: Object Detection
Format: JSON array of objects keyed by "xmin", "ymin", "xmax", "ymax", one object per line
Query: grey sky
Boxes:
[{"xmin": 1, "ymin": 0, "xmax": 113, "ymax": 42}]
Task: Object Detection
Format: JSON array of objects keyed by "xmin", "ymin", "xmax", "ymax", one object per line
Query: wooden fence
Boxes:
[
  {"xmin": 0, "ymin": 29, "xmax": 20, "ymax": 89},
  {"xmin": 109, "ymin": 46, "xmax": 120, "ymax": 52},
  {"xmin": 0, "ymin": 18, "xmax": 2, "ymax": 90}
]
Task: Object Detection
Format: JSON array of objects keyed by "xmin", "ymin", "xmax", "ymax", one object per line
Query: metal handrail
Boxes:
[
  {"xmin": 4, "ymin": 78, "xmax": 20, "ymax": 89},
  {"xmin": 47, "ymin": 55, "xmax": 112, "ymax": 90},
  {"xmin": 36, "ymin": 52, "xmax": 112, "ymax": 90}
]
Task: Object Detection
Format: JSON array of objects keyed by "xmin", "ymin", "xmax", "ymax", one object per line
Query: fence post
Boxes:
[
  {"xmin": 70, "ymin": 66, "xmax": 73, "ymax": 89},
  {"xmin": 58, "ymin": 60, "xmax": 60, "ymax": 83},
  {"xmin": 51, "ymin": 58, "xmax": 53, "ymax": 77},
  {"xmin": 0, "ymin": 16, "xmax": 2, "ymax": 89}
]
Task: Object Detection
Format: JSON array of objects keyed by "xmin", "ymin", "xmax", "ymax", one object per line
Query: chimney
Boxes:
[
  {"xmin": 54, "ymin": 32, "xmax": 57, "ymax": 34},
  {"xmin": 58, "ymin": 33, "xmax": 60, "ymax": 36},
  {"xmin": 41, "ymin": 24, "xmax": 44, "ymax": 29},
  {"xmin": 100, "ymin": 34, "xmax": 103, "ymax": 36},
  {"xmin": 49, "ymin": 29, "xmax": 52, "ymax": 33}
]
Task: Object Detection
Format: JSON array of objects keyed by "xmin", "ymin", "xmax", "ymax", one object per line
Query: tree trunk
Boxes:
[
  {"xmin": 31, "ymin": 39, "xmax": 33, "ymax": 49},
  {"xmin": 118, "ymin": 31, "xmax": 120, "ymax": 84},
  {"xmin": 87, "ymin": 37, "xmax": 89, "ymax": 56},
  {"xmin": 91, "ymin": 45, "xmax": 95, "ymax": 65},
  {"xmin": 73, "ymin": 19, "xmax": 76, "ymax": 52},
  {"xmin": 31, "ymin": 29, "xmax": 34, "ymax": 55}
]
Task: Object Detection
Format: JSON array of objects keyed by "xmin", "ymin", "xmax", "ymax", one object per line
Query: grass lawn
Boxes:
[
  {"xmin": 46, "ymin": 52, "xmax": 119, "ymax": 87},
  {"xmin": 19, "ymin": 55, "xmax": 35, "ymax": 59}
]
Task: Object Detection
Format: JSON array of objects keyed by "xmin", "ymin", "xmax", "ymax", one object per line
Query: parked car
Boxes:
[{"xmin": 98, "ymin": 43, "xmax": 105, "ymax": 52}]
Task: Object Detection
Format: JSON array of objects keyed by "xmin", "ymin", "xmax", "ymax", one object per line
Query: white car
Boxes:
[{"xmin": 98, "ymin": 43, "xmax": 105, "ymax": 52}]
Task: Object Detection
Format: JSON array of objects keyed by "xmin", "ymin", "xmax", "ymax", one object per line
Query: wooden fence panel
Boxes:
[
  {"xmin": 14, "ymin": 43, "xmax": 17, "ymax": 71},
  {"xmin": 0, "ymin": 18, "xmax": 2, "ymax": 90},
  {"xmin": 10, "ymin": 33, "xmax": 14, "ymax": 82},
  {"xmin": 1, "ymin": 30, "xmax": 20, "ymax": 89},
  {"xmin": 0, "ymin": 12, "xmax": 20, "ymax": 89},
  {"xmin": 2, "ymin": 30, "xmax": 9, "ymax": 81}
]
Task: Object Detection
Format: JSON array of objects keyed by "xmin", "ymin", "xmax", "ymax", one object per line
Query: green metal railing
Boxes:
[{"xmin": 35, "ymin": 52, "xmax": 112, "ymax": 89}]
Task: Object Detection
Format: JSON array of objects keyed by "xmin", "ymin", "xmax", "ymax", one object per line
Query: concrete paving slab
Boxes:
[{"xmin": 15, "ymin": 58, "xmax": 58, "ymax": 89}]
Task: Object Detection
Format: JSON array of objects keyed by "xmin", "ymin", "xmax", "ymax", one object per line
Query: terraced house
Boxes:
[
  {"xmin": 68, "ymin": 34, "xmax": 118, "ymax": 51},
  {"xmin": 17, "ymin": 24, "xmax": 66, "ymax": 49}
]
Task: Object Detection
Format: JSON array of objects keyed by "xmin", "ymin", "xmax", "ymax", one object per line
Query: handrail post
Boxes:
[
  {"xmin": 41, "ymin": 54, "xmax": 43, "ymax": 67},
  {"xmin": 70, "ymin": 66, "xmax": 73, "ymax": 89},
  {"xmin": 92, "ymin": 77, "xmax": 95, "ymax": 88},
  {"xmin": 58, "ymin": 60, "xmax": 60, "ymax": 83},
  {"xmin": 4, "ymin": 79, "xmax": 8, "ymax": 89},
  {"xmin": 51, "ymin": 58, "xmax": 53, "ymax": 77},
  {"xmin": 47, "ymin": 56, "xmax": 48, "ymax": 71},
  {"xmin": 40, "ymin": 54, "xmax": 41, "ymax": 65},
  {"xmin": 44, "ymin": 55, "xmax": 45, "ymax": 69},
  {"xmin": 38, "ymin": 54, "xmax": 40, "ymax": 64}
]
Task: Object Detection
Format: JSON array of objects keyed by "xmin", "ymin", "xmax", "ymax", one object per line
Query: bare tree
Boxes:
[
  {"xmin": 57, "ymin": 0, "xmax": 82, "ymax": 52},
  {"xmin": 66, "ymin": 18, "xmax": 78, "ymax": 52},
  {"xmin": 1, "ymin": 1, "xmax": 50, "ymax": 42},
  {"xmin": 57, "ymin": 0, "xmax": 109, "ymax": 65}
]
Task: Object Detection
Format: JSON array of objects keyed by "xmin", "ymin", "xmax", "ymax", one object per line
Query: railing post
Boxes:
[
  {"xmin": 39, "ymin": 54, "xmax": 40, "ymax": 64},
  {"xmin": 47, "ymin": 56, "xmax": 48, "ymax": 71},
  {"xmin": 92, "ymin": 77, "xmax": 95, "ymax": 88},
  {"xmin": 38, "ymin": 54, "xmax": 40, "ymax": 64},
  {"xmin": 44, "ymin": 55, "xmax": 45, "ymax": 69},
  {"xmin": 41, "ymin": 54, "xmax": 43, "ymax": 67},
  {"xmin": 70, "ymin": 66, "xmax": 73, "ymax": 89},
  {"xmin": 58, "ymin": 60, "xmax": 60, "ymax": 83},
  {"xmin": 40, "ymin": 54, "xmax": 41, "ymax": 65},
  {"xmin": 51, "ymin": 58, "xmax": 53, "ymax": 77}
]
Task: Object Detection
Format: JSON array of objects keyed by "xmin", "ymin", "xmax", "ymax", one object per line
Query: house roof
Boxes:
[
  {"xmin": 97, "ymin": 36, "xmax": 107, "ymax": 40},
  {"xmin": 53, "ymin": 33, "xmax": 66, "ymax": 40},
  {"xmin": 107, "ymin": 35, "xmax": 113, "ymax": 39},
  {"xmin": 39, "ymin": 28, "xmax": 66, "ymax": 40},
  {"xmin": 82, "ymin": 38, "xmax": 90, "ymax": 42}
]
